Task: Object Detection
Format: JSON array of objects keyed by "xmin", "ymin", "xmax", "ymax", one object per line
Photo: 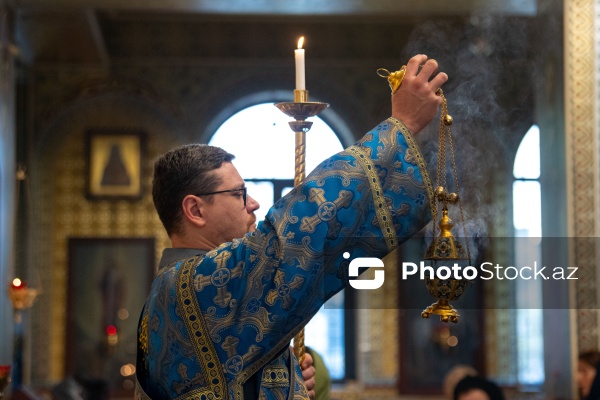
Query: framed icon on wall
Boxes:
[{"xmin": 86, "ymin": 130, "xmax": 145, "ymax": 200}]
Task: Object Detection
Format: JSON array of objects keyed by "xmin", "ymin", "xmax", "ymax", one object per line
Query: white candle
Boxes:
[{"xmin": 295, "ymin": 37, "xmax": 305, "ymax": 90}]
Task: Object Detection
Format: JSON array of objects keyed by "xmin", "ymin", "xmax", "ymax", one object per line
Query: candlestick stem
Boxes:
[
  {"xmin": 275, "ymin": 90, "xmax": 328, "ymax": 364},
  {"xmin": 294, "ymin": 132, "xmax": 306, "ymax": 187}
]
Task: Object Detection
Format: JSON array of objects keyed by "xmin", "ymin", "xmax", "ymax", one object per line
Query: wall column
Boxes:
[
  {"xmin": 0, "ymin": 2, "xmax": 17, "ymax": 375},
  {"xmin": 562, "ymin": 0, "xmax": 599, "ymax": 398}
]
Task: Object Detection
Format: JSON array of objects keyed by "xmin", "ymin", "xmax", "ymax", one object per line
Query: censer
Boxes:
[{"xmin": 378, "ymin": 65, "xmax": 471, "ymax": 323}]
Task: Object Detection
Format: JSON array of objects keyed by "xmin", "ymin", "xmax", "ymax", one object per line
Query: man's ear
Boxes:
[{"xmin": 181, "ymin": 195, "xmax": 207, "ymax": 227}]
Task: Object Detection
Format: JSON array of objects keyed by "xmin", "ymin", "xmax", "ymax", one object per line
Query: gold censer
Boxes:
[{"xmin": 378, "ymin": 66, "xmax": 471, "ymax": 323}]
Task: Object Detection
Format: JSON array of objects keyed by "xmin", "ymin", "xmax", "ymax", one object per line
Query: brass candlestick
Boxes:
[
  {"xmin": 275, "ymin": 89, "xmax": 329, "ymax": 363},
  {"xmin": 7, "ymin": 283, "xmax": 39, "ymax": 312},
  {"xmin": 7, "ymin": 279, "xmax": 39, "ymax": 389}
]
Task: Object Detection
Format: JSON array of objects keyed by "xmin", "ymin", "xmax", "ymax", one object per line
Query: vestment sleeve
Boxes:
[{"xmin": 189, "ymin": 117, "xmax": 434, "ymax": 383}]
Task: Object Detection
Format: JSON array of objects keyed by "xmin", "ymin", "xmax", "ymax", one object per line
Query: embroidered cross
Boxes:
[
  {"xmin": 267, "ymin": 231, "xmax": 295, "ymax": 260},
  {"xmin": 221, "ymin": 336, "xmax": 261, "ymax": 376},
  {"xmin": 172, "ymin": 363, "xmax": 204, "ymax": 395},
  {"xmin": 213, "ymin": 251, "xmax": 231, "ymax": 269},
  {"xmin": 212, "ymin": 269, "xmax": 230, "ymax": 286},
  {"xmin": 192, "ymin": 252, "xmax": 232, "ymax": 292},
  {"xmin": 222, "ymin": 336, "xmax": 239, "ymax": 358},
  {"xmin": 193, "ymin": 252, "xmax": 243, "ymax": 308},
  {"xmin": 265, "ymin": 269, "xmax": 304, "ymax": 309},
  {"xmin": 213, "ymin": 265, "xmax": 243, "ymax": 308},
  {"xmin": 300, "ymin": 188, "xmax": 353, "ymax": 238},
  {"xmin": 194, "ymin": 274, "xmax": 212, "ymax": 292}
]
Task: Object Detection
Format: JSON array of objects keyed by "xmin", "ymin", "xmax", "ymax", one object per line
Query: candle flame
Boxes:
[
  {"xmin": 297, "ymin": 37, "xmax": 304, "ymax": 50},
  {"xmin": 12, "ymin": 278, "xmax": 22, "ymax": 287}
]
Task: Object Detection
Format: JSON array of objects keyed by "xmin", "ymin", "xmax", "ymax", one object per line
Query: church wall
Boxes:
[{"xmin": 29, "ymin": 87, "xmax": 177, "ymax": 383}]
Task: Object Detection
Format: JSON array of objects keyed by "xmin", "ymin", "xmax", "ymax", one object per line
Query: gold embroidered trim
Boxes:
[
  {"xmin": 177, "ymin": 257, "xmax": 227, "ymax": 399},
  {"xmin": 139, "ymin": 308, "xmax": 149, "ymax": 354},
  {"xmin": 347, "ymin": 145, "xmax": 397, "ymax": 252},
  {"xmin": 387, "ymin": 117, "xmax": 435, "ymax": 218},
  {"xmin": 291, "ymin": 355, "xmax": 311, "ymax": 400},
  {"xmin": 174, "ymin": 387, "xmax": 220, "ymax": 400},
  {"xmin": 261, "ymin": 366, "xmax": 290, "ymax": 387}
]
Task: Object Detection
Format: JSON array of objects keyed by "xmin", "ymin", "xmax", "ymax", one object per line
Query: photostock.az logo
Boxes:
[{"xmin": 345, "ymin": 252, "xmax": 385, "ymax": 290}]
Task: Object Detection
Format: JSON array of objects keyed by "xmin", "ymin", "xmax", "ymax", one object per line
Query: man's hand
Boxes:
[
  {"xmin": 391, "ymin": 54, "xmax": 448, "ymax": 135},
  {"xmin": 301, "ymin": 352, "xmax": 316, "ymax": 399}
]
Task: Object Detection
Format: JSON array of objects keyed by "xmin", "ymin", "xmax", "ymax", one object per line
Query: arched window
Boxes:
[
  {"xmin": 209, "ymin": 102, "xmax": 347, "ymax": 379},
  {"xmin": 513, "ymin": 125, "xmax": 544, "ymax": 386}
]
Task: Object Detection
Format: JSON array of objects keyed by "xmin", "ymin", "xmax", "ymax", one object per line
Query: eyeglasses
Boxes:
[{"xmin": 196, "ymin": 187, "xmax": 247, "ymax": 207}]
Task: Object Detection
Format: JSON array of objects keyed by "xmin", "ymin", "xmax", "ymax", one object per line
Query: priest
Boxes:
[{"xmin": 136, "ymin": 53, "xmax": 447, "ymax": 399}]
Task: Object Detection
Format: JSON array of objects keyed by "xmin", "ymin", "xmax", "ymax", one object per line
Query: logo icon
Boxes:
[{"xmin": 347, "ymin": 256, "xmax": 385, "ymax": 290}]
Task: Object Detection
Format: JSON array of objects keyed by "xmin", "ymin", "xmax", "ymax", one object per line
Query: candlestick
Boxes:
[
  {"xmin": 8, "ymin": 280, "xmax": 38, "ymax": 310},
  {"xmin": 275, "ymin": 91, "xmax": 328, "ymax": 363},
  {"xmin": 295, "ymin": 37, "xmax": 305, "ymax": 90},
  {"xmin": 11, "ymin": 279, "xmax": 26, "ymax": 290}
]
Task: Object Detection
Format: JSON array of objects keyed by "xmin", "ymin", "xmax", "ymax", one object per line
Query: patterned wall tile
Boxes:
[{"xmin": 567, "ymin": 0, "xmax": 600, "ymax": 351}]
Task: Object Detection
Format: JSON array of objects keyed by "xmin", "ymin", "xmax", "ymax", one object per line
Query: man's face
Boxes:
[
  {"xmin": 200, "ymin": 162, "xmax": 260, "ymax": 245},
  {"xmin": 577, "ymin": 360, "xmax": 597, "ymax": 398}
]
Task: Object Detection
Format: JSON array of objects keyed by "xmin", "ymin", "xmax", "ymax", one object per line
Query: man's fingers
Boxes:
[
  {"xmin": 391, "ymin": 53, "xmax": 449, "ymax": 134},
  {"xmin": 418, "ymin": 59, "xmax": 439, "ymax": 82},
  {"xmin": 302, "ymin": 366, "xmax": 316, "ymax": 381},
  {"xmin": 301, "ymin": 352, "xmax": 313, "ymax": 370},
  {"xmin": 430, "ymin": 72, "xmax": 449, "ymax": 93},
  {"xmin": 405, "ymin": 54, "xmax": 428, "ymax": 77}
]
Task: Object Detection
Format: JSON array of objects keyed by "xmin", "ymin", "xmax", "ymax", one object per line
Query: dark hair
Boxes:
[
  {"xmin": 579, "ymin": 350, "xmax": 600, "ymax": 400},
  {"xmin": 152, "ymin": 144, "xmax": 235, "ymax": 235},
  {"xmin": 453, "ymin": 376, "xmax": 504, "ymax": 400},
  {"xmin": 580, "ymin": 350, "xmax": 600, "ymax": 369}
]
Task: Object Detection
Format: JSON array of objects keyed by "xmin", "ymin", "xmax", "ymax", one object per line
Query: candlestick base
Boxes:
[{"xmin": 275, "ymin": 102, "xmax": 328, "ymax": 121}]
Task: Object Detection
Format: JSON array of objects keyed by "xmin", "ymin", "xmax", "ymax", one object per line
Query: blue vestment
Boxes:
[{"xmin": 136, "ymin": 118, "xmax": 434, "ymax": 399}]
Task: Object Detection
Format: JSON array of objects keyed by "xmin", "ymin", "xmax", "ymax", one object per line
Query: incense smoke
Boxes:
[{"xmin": 401, "ymin": 15, "xmax": 534, "ymax": 261}]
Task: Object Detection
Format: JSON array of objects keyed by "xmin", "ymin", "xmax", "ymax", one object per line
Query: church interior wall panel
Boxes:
[
  {"xmin": 566, "ymin": 0, "xmax": 600, "ymax": 353},
  {"xmin": 592, "ymin": 0, "xmax": 600, "ymax": 353},
  {"xmin": 29, "ymin": 93, "xmax": 176, "ymax": 382}
]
